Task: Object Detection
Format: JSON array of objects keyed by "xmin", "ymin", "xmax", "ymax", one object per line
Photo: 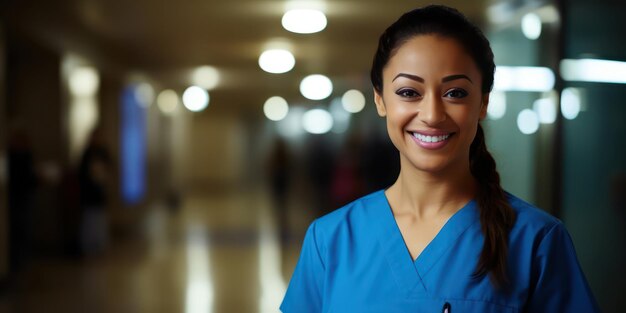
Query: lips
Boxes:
[
  {"xmin": 411, "ymin": 132, "xmax": 451, "ymax": 143},
  {"xmin": 407, "ymin": 131, "xmax": 455, "ymax": 149}
]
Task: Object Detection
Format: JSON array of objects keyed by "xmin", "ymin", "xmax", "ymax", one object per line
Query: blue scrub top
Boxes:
[{"xmin": 281, "ymin": 190, "xmax": 600, "ymax": 312}]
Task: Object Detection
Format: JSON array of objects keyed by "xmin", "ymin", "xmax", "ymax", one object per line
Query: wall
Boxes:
[
  {"xmin": 181, "ymin": 110, "xmax": 246, "ymax": 193},
  {"xmin": 488, "ymin": 1, "xmax": 626, "ymax": 310},
  {"xmin": 485, "ymin": 27, "xmax": 540, "ymax": 203},
  {"xmin": 562, "ymin": 2, "xmax": 626, "ymax": 311}
]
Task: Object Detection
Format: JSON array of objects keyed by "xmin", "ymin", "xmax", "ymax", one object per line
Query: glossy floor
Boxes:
[{"xmin": 0, "ymin": 190, "xmax": 314, "ymax": 313}]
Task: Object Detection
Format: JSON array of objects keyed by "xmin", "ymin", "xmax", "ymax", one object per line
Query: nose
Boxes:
[{"xmin": 418, "ymin": 93, "xmax": 446, "ymax": 126}]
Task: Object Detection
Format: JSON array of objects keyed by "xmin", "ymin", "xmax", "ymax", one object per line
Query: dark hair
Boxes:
[{"xmin": 370, "ymin": 5, "xmax": 516, "ymax": 288}]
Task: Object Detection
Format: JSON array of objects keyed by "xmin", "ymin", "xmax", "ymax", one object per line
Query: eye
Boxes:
[
  {"xmin": 444, "ymin": 88, "xmax": 468, "ymax": 99},
  {"xmin": 395, "ymin": 88, "xmax": 421, "ymax": 98}
]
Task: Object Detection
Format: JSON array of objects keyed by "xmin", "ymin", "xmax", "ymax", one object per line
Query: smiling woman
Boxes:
[
  {"xmin": 374, "ymin": 35, "xmax": 486, "ymax": 175},
  {"xmin": 281, "ymin": 5, "xmax": 600, "ymax": 313}
]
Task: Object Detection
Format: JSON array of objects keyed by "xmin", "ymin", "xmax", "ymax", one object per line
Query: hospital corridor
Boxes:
[{"xmin": 1, "ymin": 0, "xmax": 626, "ymax": 312}]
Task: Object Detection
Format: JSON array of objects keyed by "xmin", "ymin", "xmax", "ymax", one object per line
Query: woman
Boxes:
[{"xmin": 281, "ymin": 5, "xmax": 599, "ymax": 312}]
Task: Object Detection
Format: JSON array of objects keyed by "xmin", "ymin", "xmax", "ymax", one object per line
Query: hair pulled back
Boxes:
[{"xmin": 370, "ymin": 5, "xmax": 516, "ymax": 288}]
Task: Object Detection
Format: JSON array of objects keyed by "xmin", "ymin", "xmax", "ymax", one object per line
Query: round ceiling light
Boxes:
[
  {"xmin": 522, "ymin": 13, "xmax": 542, "ymax": 40},
  {"xmin": 341, "ymin": 89, "xmax": 366, "ymax": 113},
  {"xmin": 157, "ymin": 89, "xmax": 179, "ymax": 115},
  {"xmin": 263, "ymin": 96, "xmax": 289, "ymax": 121},
  {"xmin": 259, "ymin": 49, "xmax": 296, "ymax": 74},
  {"xmin": 282, "ymin": 9, "xmax": 327, "ymax": 34},
  {"xmin": 517, "ymin": 109, "xmax": 540, "ymax": 134},
  {"xmin": 182, "ymin": 86, "xmax": 209, "ymax": 112},
  {"xmin": 303, "ymin": 108, "xmax": 333, "ymax": 134},
  {"xmin": 192, "ymin": 66, "xmax": 220, "ymax": 90},
  {"xmin": 300, "ymin": 74, "xmax": 333, "ymax": 100},
  {"xmin": 561, "ymin": 88, "xmax": 581, "ymax": 120}
]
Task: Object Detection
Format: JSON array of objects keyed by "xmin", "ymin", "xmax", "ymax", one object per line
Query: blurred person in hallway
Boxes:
[
  {"xmin": 305, "ymin": 136, "xmax": 334, "ymax": 217},
  {"xmin": 361, "ymin": 133, "xmax": 400, "ymax": 194},
  {"xmin": 78, "ymin": 127, "xmax": 112, "ymax": 255},
  {"xmin": 7, "ymin": 126, "xmax": 37, "ymax": 271},
  {"xmin": 329, "ymin": 134, "xmax": 365, "ymax": 209},
  {"xmin": 267, "ymin": 138, "xmax": 292, "ymax": 245},
  {"xmin": 281, "ymin": 5, "xmax": 599, "ymax": 312}
]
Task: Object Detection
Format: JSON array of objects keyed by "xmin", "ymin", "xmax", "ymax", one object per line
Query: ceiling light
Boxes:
[
  {"xmin": 494, "ymin": 66, "xmax": 555, "ymax": 92},
  {"xmin": 182, "ymin": 86, "xmax": 209, "ymax": 112},
  {"xmin": 487, "ymin": 91, "xmax": 506, "ymax": 120},
  {"xmin": 192, "ymin": 66, "xmax": 220, "ymax": 90},
  {"xmin": 282, "ymin": 9, "xmax": 327, "ymax": 34},
  {"xmin": 69, "ymin": 66, "xmax": 99, "ymax": 97},
  {"xmin": 263, "ymin": 96, "xmax": 289, "ymax": 121},
  {"xmin": 259, "ymin": 49, "xmax": 295, "ymax": 74},
  {"xmin": 157, "ymin": 89, "xmax": 179, "ymax": 115},
  {"xmin": 522, "ymin": 13, "xmax": 542, "ymax": 40},
  {"xmin": 300, "ymin": 74, "xmax": 333, "ymax": 100},
  {"xmin": 561, "ymin": 88, "xmax": 582, "ymax": 120},
  {"xmin": 341, "ymin": 89, "xmax": 366, "ymax": 113},
  {"xmin": 517, "ymin": 109, "xmax": 540, "ymax": 134},
  {"xmin": 533, "ymin": 97, "xmax": 557, "ymax": 124},
  {"xmin": 560, "ymin": 58, "xmax": 626, "ymax": 84},
  {"xmin": 303, "ymin": 108, "xmax": 333, "ymax": 134}
]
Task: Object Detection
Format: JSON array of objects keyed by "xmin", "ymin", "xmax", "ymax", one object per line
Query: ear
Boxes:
[
  {"xmin": 479, "ymin": 93, "xmax": 489, "ymax": 120},
  {"xmin": 374, "ymin": 88, "xmax": 387, "ymax": 117}
]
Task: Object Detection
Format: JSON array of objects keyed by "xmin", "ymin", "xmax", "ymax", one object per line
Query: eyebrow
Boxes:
[
  {"xmin": 442, "ymin": 74, "xmax": 473, "ymax": 83},
  {"xmin": 392, "ymin": 73, "xmax": 473, "ymax": 84},
  {"xmin": 392, "ymin": 73, "xmax": 424, "ymax": 83}
]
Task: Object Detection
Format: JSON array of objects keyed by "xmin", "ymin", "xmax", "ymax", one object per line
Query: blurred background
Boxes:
[{"xmin": 0, "ymin": 0, "xmax": 625, "ymax": 312}]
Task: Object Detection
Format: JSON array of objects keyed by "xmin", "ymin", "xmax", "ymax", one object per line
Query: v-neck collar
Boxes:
[{"xmin": 368, "ymin": 189, "xmax": 479, "ymax": 298}]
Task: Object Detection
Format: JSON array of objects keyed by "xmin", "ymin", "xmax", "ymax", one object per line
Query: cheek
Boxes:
[
  {"xmin": 386, "ymin": 104, "xmax": 414, "ymax": 128},
  {"xmin": 448, "ymin": 109, "xmax": 481, "ymax": 142},
  {"xmin": 384, "ymin": 106, "xmax": 411, "ymax": 146},
  {"xmin": 456, "ymin": 113, "xmax": 480, "ymax": 141},
  {"xmin": 450, "ymin": 102, "xmax": 483, "ymax": 124}
]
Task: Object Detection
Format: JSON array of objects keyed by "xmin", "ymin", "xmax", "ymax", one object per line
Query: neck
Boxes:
[{"xmin": 386, "ymin": 155, "xmax": 477, "ymax": 219}]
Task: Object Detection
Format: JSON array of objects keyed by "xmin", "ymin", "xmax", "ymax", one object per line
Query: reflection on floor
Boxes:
[{"xmin": 0, "ymin": 190, "xmax": 313, "ymax": 313}]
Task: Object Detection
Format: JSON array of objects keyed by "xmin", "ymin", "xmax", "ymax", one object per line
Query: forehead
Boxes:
[{"xmin": 385, "ymin": 35, "xmax": 481, "ymax": 79}]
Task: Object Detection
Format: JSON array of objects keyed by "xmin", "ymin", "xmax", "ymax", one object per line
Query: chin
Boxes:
[
  {"xmin": 414, "ymin": 164, "xmax": 450, "ymax": 175},
  {"xmin": 403, "ymin": 155, "xmax": 452, "ymax": 174}
]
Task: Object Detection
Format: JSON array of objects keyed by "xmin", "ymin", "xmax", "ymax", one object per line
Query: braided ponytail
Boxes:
[{"xmin": 470, "ymin": 124, "xmax": 516, "ymax": 288}]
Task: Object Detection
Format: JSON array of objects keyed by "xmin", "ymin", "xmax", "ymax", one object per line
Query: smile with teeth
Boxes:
[{"xmin": 411, "ymin": 132, "xmax": 451, "ymax": 143}]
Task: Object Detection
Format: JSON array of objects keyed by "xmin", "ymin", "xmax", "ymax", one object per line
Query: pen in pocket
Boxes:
[{"xmin": 442, "ymin": 302, "xmax": 451, "ymax": 313}]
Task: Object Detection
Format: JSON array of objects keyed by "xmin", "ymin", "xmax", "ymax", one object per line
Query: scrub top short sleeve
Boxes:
[
  {"xmin": 281, "ymin": 221, "xmax": 325, "ymax": 313},
  {"xmin": 524, "ymin": 222, "xmax": 600, "ymax": 312}
]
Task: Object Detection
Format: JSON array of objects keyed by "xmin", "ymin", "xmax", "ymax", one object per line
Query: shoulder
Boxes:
[
  {"xmin": 306, "ymin": 190, "xmax": 386, "ymax": 250},
  {"xmin": 505, "ymin": 192, "xmax": 570, "ymax": 250},
  {"xmin": 313, "ymin": 190, "xmax": 385, "ymax": 230},
  {"xmin": 505, "ymin": 195, "xmax": 600, "ymax": 312},
  {"xmin": 507, "ymin": 192, "xmax": 560, "ymax": 230}
]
